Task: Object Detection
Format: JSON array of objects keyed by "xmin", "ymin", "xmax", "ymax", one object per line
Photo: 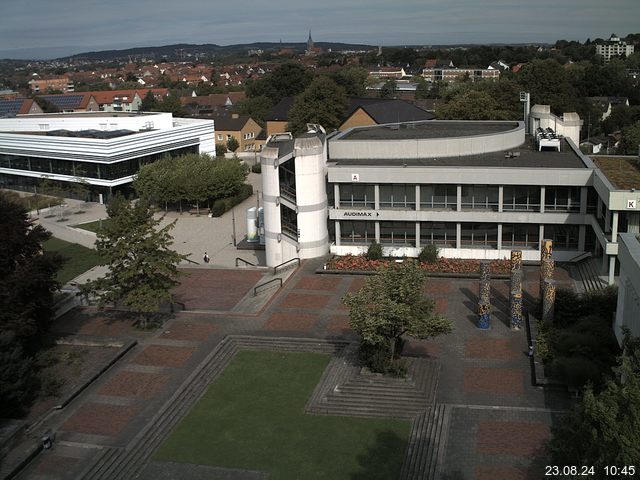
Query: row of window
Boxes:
[
  {"xmin": 337, "ymin": 184, "xmax": 592, "ymax": 213},
  {"xmin": 338, "ymin": 221, "xmax": 580, "ymax": 250},
  {"xmin": 0, "ymin": 146, "xmax": 198, "ymax": 181}
]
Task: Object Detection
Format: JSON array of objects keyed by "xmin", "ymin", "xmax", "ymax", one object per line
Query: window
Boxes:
[
  {"xmin": 420, "ymin": 222, "xmax": 456, "ymax": 247},
  {"xmin": 217, "ymin": 134, "xmax": 223, "ymax": 141},
  {"xmin": 461, "ymin": 223, "xmax": 498, "ymax": 248},
  {"xmin": 339, "ymin": 184, "xmax": 375, "ymax": 209},
  {"xmin": 340, "ymin": 221, "xmax": 375, "ymax": 245},
  {"xmin": 461, "ymin": 185, "xmax": 499, "ymax": 210},
  {"xmin": 379, "ymin": 221, "xmax": 416, "ymax": 246},
  {"xmin": 227, "ymin": 134, "xmax": 232, "ymax": 141},
  {"xmin": 502, "ymin": 224, "xmax": 539, "ymax": 249},
  {"xmin": 379, "ymin": 184, "xmax": 416, "ymax": 209},
  {"xmin": 544, "ymin": 224, "xmax": 578, "ymax": 250},
  {"xmin": 420, "ymin": 184, "xmax": 456, "ymax": 209},
  {"xmin": 280, "ymin": 205, "xmax": 298, "ymax": 240},
  {"xmin": 545, "ymin": 187, "xmax": 581, "ymax": 212},
  {"xmin": 503, "ymin": 186, "xmax": 541, "ymax": 211}
]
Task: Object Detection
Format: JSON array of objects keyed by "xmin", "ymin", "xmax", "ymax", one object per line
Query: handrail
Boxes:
[
  {"xmin": 566, "ymin": 251, "xmax": 592, "ymax": 263},
  {"xmin": 235, "ymin": 257, "xmax": 256, "ymax": 267},
  {"xmin": 184, "ymin": 257, "xmax": 199, "ymax": 265},
  {"xmin": 254, "ymin": 277, "xmax": 283, "ymax": 296},
  {"xmin": 273, "ymin": 257, "xmax": 300, "ymax": 275}
]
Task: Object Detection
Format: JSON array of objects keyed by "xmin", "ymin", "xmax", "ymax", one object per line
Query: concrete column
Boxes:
[
  {"xmin": 375, "ymin": 221, "xmax": 380, "ymax": 243},
  {"xmin": 580, "ymin": 186, "xmax": 588, "ymax": 215},
  {"xmin": 540, "ymin": 186, "xmax": 545, "ymax": 213},
  {"xmin": 498, "ymin": 186, "xmax": 504, "ymax": 213},
  {"xmin": 335, "ymin": 221, "xmax": 341, "ymax": 246},
  {"xmin": 415, "ymin": 222, "xmax": 421, "ymax": 249},
  {"xmin": 612, "ymin": 211, "xmax": 619, "ymax": 242},
  {"xmin": 334, "ymin": 184, "xmax": 340, "ymax": 208},
  {"xmin": 602, "ymin": 252, "xmax": 608, "ymax": 275},
  {"xmin": 415, "ymin": 185, "xmax": 421, "ymax": 211},
  {"xmin": 456, "ymin": 223, "xmax": 462, "ymax": 249},
  {"xmin": 538, "ymin": 225, "xmax": 544, "ymax": 253},
  {"xmin": 608, "ymin": 255, "xmax": 616, "ymax": 285},
  {"xmin": 497, "ymin": 224, "xmax": 503, "ymax": 250},
  {"xmin": 374, "ymin": 185, "xmax": 380, "ymax": 210},
  {"xmin": 578, "ymin": 225, "xmax": 586, "ymax": 251},
  {"xmin": 456, "ymin": 185, "xmax": 462, "ymax": 212},
  {"xmin": 605, "ymin": 207, "xmax": 611, "ymax": 233}
]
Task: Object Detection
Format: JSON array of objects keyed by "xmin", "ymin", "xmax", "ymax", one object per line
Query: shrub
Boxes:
[
  {"xmin": 358, "ymin": 340, "xmax": 407, "ymax": 377},
  {"xmin": 210, "ymin": 184, "xmax": 254, "ymax": 217},
  {"xmin": 365, "ymin": 241, "xmax": 383, "ymax": 260},
  {"xmin": 547, "ymin": 355, "xmax": 604, "ymax": 389},
  {"xmin": 211, "ymin": 200, "xmax": 226, "ymax": 217},
  {"xmin": 251, "ymin": 163, "xmax": 262, "ymax": 174},
  {"xmin": 418, "ymin": 243, "xmax": 439, "ymax": 264}
]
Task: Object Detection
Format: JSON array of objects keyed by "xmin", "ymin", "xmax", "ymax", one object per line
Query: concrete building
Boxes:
[
  {"xmin": 259, "ymin": 107, "xmax": 640, "ymax": 283},
  {"xmin": 615, "ymin": 233, "xmax": 640, "ymax": 345},
  {"xmin": 596, "ymin": 34, "xmax": 635, "ymax": 62},
  {"xmin": 0, "ymin": 112, "xmax": 215, "ymax": 202},
  {"xmin": 422, "ymin": 65, "xmax": 500, "ymax": 83}
]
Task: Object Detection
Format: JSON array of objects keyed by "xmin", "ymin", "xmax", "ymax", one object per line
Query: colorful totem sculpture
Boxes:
[
  {"xmin": 539, "ymin": 239, "xmax": 553, "ymax": 301},
  {"xmin": 542, "ymin": 279, "xmax": 557, "ymax": 323},
  {"xmin": 478, "ymin": 260, "xmax": 491, "ymax": 329},
  {"xmin": 510, "ymin": 265, "xmax": 523, "ymax": 330},
  {"xmin": 510, "ymin": 249, "xmax": 523, "ymax": 272}
]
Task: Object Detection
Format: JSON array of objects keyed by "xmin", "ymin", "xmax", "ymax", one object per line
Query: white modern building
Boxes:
[
  {"xmin": 615, "ymin": 233, "xmax": 640, "ymax": 344},
  {"xmin": 596, "ymin": 34, "xmax": 635, "ymax": 62},
  {"xmin": 259, "ymin": 107, "xmax": 640, "ymax": 284},
  {"xmin": 0, "ymin": 112, "xmax": 215, "ymax": 201}
]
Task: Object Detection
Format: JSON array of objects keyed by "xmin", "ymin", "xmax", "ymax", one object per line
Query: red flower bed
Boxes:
[{"xmin": 326, "ymin": 255, "xmax": 511, "ymax": 275}]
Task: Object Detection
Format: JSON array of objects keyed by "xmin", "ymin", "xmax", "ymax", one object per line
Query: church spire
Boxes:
[{"xmin": 307, "ymin": 29, "xmax": 314, "ymax": 51}]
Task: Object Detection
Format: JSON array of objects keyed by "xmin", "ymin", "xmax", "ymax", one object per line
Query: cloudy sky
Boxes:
[{"xmin": 1, "ymin": 0, "xmax": 638, "ymax": 59}]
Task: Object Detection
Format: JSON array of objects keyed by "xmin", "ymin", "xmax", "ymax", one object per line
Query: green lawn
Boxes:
[
  {"xmin": 154, "ymin": 350, "xmax": 410, "ymax": 480},
  {"xmin": 43, "ymin": 237, "xmax": 101, "ymax": 284},
  {"xmin": 72, "ymin": 218, "xmax": 111, "ymax": 233}
]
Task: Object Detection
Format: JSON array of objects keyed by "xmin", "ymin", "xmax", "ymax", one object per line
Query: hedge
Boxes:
[{"xmin": 211, "ymin": 184, "xmax": 254, "ymax": 217}]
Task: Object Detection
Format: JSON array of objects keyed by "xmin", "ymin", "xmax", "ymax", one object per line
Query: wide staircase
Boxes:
[{"xmin": 572, "ymin": 254, "xmax": 607, "ymax": 293}]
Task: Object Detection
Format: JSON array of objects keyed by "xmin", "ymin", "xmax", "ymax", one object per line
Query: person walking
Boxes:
[{"xmin": 203, "ymin": 252, "xmax": 210, "ymax": 264}]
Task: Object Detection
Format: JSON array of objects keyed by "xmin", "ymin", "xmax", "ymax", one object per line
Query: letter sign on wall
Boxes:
[
  {"xmin": 628, "ymin": 199, "xmax": 637, "ymax": 209},
  {"xmin": 351, "ymin": 173, "xmax": 359, "ymax": 182}
]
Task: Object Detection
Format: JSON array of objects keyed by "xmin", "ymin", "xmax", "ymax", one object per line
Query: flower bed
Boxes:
[{"xmin": 326, "ymin": 255, "xmax": 511, "ymax": 275}]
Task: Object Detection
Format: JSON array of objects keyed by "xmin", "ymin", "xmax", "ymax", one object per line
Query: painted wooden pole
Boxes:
[{"xmin": 542, "ymin": 279, "xmax": 557, "ymax": 323}]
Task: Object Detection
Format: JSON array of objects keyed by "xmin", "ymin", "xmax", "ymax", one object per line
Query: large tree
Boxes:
[
  {"xmin": 343, "ymin": 261, "xmax": 453, "ymax": 372},
  {"xmin": 287, "ymin": 76, "xmax": 348, "ymax": 134},
  {"xmin": 0, "ymin": 193, "xmax": 62, "ymax": 416},
  {"xmin": 82, "ymin": 195, "xmax": 186, "ymax": 327},
  {"xmin": 547, "ymin": 330, "xmax": 640, "ymax": 471},
  {"xmin": 245, "ymin": 62, "xmax": 313, "ymax": 104}
]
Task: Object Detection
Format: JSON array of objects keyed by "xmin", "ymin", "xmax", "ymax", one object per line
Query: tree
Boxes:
[
  {"xmin": 379, "ymin": 78, "xmax": 397, "ymax": 99},
  {"xmin": 82, "ymin": 195, "xmax": 187, "ymax": 327},
  {"xmin": 618, "ymin": 121, "xmax": 640, "ymax": 155},
  {"xmin": 226, "ymin": 136, "xmax": 239, "ymax": 153},
  {"xmin": 516, "ymin": 59, "xmax": 577, "ymax": 113},
  {"xmin": 436, "ymin": 89, "xmax": 513, "ymax": 120},
  {"xmin": 140, "ymin": 90, "xmax": 158, "ymax": 111},
  {"xmin": 235, "ymin": 95, "xmax": 273, "ymax": 126},
  {"xmin": 0, "ymin": 192, "xmax": 62, "ymax": 350},
  {"xmin": 0, "ymin": 331, "xmax": 36, "ymax": 417},
  {"xmin": 245, "ymin": 62, "xmax": 313, "ymax": 104},
  {"xmin": 332, "ymin": 66, "xmax": 369, "ymax": 97},
  {"xmin": 343, "ymin": 261, "xmax": 453, "ymax": 372},
  {"xmin": 287, "ymin": 76, "xmax": 348, "ymax": 134},
  {"xmin": 547, "ymin": 330, "xmax": 640, "ymax": 470},
  {"xmin": 154, "ymin": 92, "xmax": 186, "ymax": 116}
]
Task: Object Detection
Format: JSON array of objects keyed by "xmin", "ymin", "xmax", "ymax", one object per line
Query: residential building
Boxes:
[
  {"xmin": 28, "ymin": 76, "xmax": 74, "ymax": 93},
  {"xmin": 587, "ymin": 96, "xmax": 630, "ymax": 120},
  {"xmin": 368, "ymin": 66, "xmax": 408, "ymax": 79},
  {"xmin": 265, "ymin": 97, "xmax": 295, "ymax": 137},
  {"xmin": 339, "ymin": 98, "xmax": 434, "ymax": 131},
  {"xmin": 422, "ymin": 63, "xmax": 500, "ymax": 83},
  {"xmin": 258, "ymin": 107, "xmax": 640, "ymax": 287},
  {"xmin": 596, "ymin": 34, "xmax": 634, "ymax": 62},
  {"xmin": 212, "ymin": 113, "xmax": 262, "ymax": 152},
  {"xmin": 181, "ymin": 92, "xmax": 246, "ymax": 116},
  {"xmin": 0, "ymin": 112, "xmax": 215, "ymax": 202},
  {"xmin": 0, "ymin": 98, "xmax": 43, "ymax": 117},
  {"xmin": 38, "ymin": 93, "xmax": 99, "ymax": 113}
]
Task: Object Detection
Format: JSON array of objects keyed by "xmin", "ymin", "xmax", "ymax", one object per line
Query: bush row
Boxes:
[{"xmin": 211, "ymin": 184, "xmax": 254, "ymax": 217}]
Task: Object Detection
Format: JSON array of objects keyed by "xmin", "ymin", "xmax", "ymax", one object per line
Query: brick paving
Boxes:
[
  {"xmin": 172, "ymin": 268, "xmax": 264, "ymax": 310},
  {"xmin": 52, "ymin": 310, "xmax": 139, "ymax": 337},
  {"xmin": 263, "ymin": 311, "xmax": 318, "ymax": 331},
  {"xmin": 279, "ymin": 292, "xmax": 331, "ymax": 309},
  {"xmin": 132, "ymin": 345, "xmax": 195, "ymax": 368},
  {"xmin": 32, "ymin": 454, "xmax": 80, "ymax": 477},
  {"xmin": 476, "ymin": 421, "xmax": 550, "ymax": 456},
  {"xmin": 21, "ymin": 261, "xmax": 573, "ymax": 480},
  {"xmin": 159, "ymin": 320, "xmax": 218, "ymax": 341},
  {"xmin": 464, "ymin": 367, "xmax": 525, "ymax": 395},
  {"xmin": 99, "ymin": 371, "xmax": 170, "ymax": 399},
  {"xmin": 61, "ymin": 403, "xmax": 140, "ymax": 436}
]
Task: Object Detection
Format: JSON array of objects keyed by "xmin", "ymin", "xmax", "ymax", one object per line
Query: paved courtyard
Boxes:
[{"xmin": 16, "ymin": 259, "xmax": 572, "ymax": 480}]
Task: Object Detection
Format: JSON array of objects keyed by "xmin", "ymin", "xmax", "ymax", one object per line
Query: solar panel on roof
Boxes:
[{"xmin": 0, "ymin": 99, "xmax": 23, "ymax": 115}]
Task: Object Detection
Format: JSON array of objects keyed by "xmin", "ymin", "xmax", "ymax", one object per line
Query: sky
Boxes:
[{"xmin": 1, "ymin": 0, "xmax": 639, "ymax": 59}]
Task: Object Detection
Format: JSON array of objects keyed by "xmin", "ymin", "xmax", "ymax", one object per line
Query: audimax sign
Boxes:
[{"xmin": 342, "ymin": 211, "xmax": 380, "ymax": 217}]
